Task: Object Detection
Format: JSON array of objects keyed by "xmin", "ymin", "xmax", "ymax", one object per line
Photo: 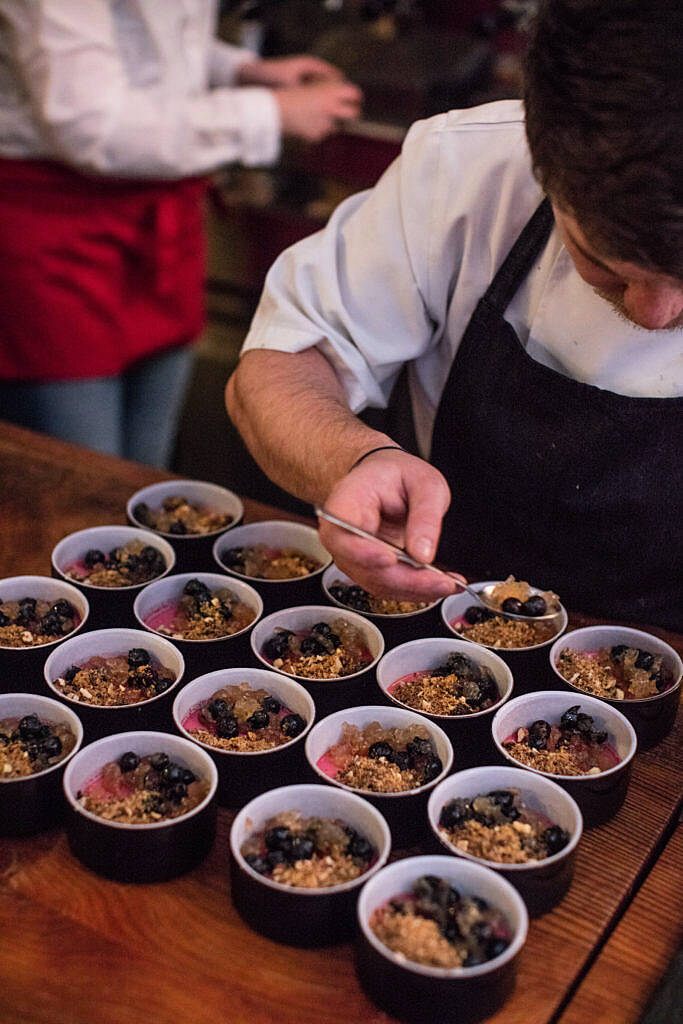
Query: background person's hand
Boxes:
[
  {"xmin": 237, "ymin": 55, "xmax": 344, "ymax": 88},
  {"xmin": 318, "ymin": 449, "xmax": 466, "ymax": 602},
  {"xmin": 275, "ymin": 80, "xmax": 362, "ymax": 142}
]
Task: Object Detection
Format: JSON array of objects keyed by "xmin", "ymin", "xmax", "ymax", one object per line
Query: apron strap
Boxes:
[{"xmin": 483, "ymin": 196, "xmax": 555, "ymax": 314}]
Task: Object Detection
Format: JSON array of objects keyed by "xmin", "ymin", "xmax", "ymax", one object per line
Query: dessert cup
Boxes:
[
  {"xmin": 63, "ymin": 730, "xmax": 218, "ymax": 882},
  {"xmin": 322, "ymin": 564, "xmax": 443, "ymax": 648},
  {"xmin": 134, "ymin": 572, "xmax": 263, "ymax": 676},
  {"xmin": 44, "ymin": 628, "xmax": 184, "ymax": 742},
  {"xmin": 492, "ymin": 691, "xmax": 637, "ymax": 828},
  {"xmin": 51, "ymin": 525, "xmax": 175, "ymax": 629},
  {"xmin": 550, "ymin": 625, "xmax": 682, "ymax": 749},
  {"xmin": 251, "ymin": 605, "xmax": 384, "ymax": 717},
  {"xmin": 428, "ymin": 765, "xmax": 582, "ymax": 916},
  {"xmin": 229, "ymin": 783, "xmax": 391, "ymax": 946},
  {"xmin": 376, "ymin": 638, "xmax": 513, "ymax": 767},
  {"xmin": 356, "ymin": 854, "xmax": 528, "ymax": 1023},
  {"xmin": 173, "ymin": 667, "xmax": 315, "ymax": 807},
  {"xmin": 442, "ymin": 581, "xmax": 568, "ymax": 692},
  {"xmin": 214, "ymin": 520, "xmax": 332, "ymax": 614},
  {"xmin": 127, "ymin": 479, "xmax": 244, "ymax": 573},
  {"xmin": 0, "ymin": 692, "xmax": 83, "ymax": 836},
  {"xmin": 305, "ymin": 704, "xmax": 453, "ymax": 846},
  {"xmin": 0, "ymin": 576, "xmax": 90, "ymax": 695}
]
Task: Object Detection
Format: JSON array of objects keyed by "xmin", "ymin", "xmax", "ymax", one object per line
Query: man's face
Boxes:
[{"xmin": 551, "ymin": 204, "xmax": 683, "ymax": 331}]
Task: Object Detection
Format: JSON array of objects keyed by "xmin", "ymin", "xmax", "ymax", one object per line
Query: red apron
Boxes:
[{"xmin": 0, "ymin": 159, "xmax": 208, "ymax": 381}]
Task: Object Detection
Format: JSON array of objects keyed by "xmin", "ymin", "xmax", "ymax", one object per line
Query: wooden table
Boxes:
[{"xmin": 0, "ymin": 422, "xmax": 681, "ymax": 1024}]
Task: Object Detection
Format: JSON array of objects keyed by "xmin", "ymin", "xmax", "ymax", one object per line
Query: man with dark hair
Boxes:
[{"xmin": 227, "ymin": 0, "xmax": 682, "ymax": 629}]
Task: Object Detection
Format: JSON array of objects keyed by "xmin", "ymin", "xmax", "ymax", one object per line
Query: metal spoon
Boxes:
[{"xmin": 315, "ymin": 505, "xmax": 561, "ymax": 622}]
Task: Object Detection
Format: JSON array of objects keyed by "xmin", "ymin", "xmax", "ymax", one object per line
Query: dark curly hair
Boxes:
[{"xmin": 524, "ymin": 0, "xmax": 683, "ymax": 277}]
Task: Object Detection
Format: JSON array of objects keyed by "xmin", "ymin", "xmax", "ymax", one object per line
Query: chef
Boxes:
[
  {"xmin": 226, "ymin": 0, "xmax": 682, "ymax": 630},
  {"xmin": 0, "ymin": 0, "xmax": 360, "ymax": 466}
]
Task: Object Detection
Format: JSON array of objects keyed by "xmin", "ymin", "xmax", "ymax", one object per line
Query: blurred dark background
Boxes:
[{"xmin": 173, "ymin": 0, "xmax": 531, "ymax": 513}]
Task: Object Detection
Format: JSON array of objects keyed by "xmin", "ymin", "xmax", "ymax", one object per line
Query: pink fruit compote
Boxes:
[{"xmin": 146, "ymin": 578, "xmax": 255, "ymax": 641}]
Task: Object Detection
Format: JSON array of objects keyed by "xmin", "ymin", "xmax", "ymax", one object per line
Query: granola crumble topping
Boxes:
[
  {"xmin": 556, "ymin": 646, "xmax": 672, "ymax": 700},
  {"xmin": 0, "ymin": 597, "xmax": 78, "ymax": 648},
  {"xmin": 184, "ymin": 682, "xmax": 306, "ymax": 752},
  {"xmin": 455, "ymin": 615, "xmax": 556, "ymax": 648},
  {"xmin": 53, "ymin": 651, "xmax": 176, "ymax": 707},
  {"xmin": 390, "ymin": 652, "xmax": 500, "ymax": 716},
  {"xmin": 321, "ymin": 721, "xmax": 442, "ymax": 792},
  {"xmin": 154, "ymin": 578, "xmax": 256, "ymax": 640}
]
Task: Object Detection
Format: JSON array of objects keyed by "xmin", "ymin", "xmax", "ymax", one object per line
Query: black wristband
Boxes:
[{"xmin": 349, "ymin": 445, "xmax": 406, "ymax": 472}]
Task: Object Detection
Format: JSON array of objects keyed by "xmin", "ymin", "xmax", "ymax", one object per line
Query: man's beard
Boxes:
[{"xmin": 593, "ymin": 288, "xmax": 683, "ymax": 330}]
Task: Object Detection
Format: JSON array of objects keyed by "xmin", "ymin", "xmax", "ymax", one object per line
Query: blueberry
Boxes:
[
  {"xmin": 501, "ymin": 597, "xmax": 524, "ymax": 615},
  {"xmin": 245, "ymin": 853, "xmax": 269, "ymax": 875},
  {"xmin": 280, "ymin": 713, "xmax": 306, "ymax": 738},
  {"xmin": 528, "ymin": 719, "xmax": 551, "ymax": 750},
  {"xmin": 471, "ymin": 896, "xmax": 489, "ymax": 912},
  {"xmin": 167, "ymin": 782, "xmax": 188, "ymax": 803},
  {"xmin": 445, "ymin": 653, "xmax": 479, "ymax": 679},
  {"xmin": 0, "ymin": 733, "xmax": 9, "ymax": 745},
  {"xmin": 265, "ymin": 826, "xmax": 292, "ymax": 852},
  {"xmin": 216, "ymin": 714, "xmax": 239, "ymax": 739},
  {"xmin": 389, "ymin": 750, "xmax": 411, "ymax": 772},
  {"xmin": 161, "ymin": 764, "xmax": 185, "ymax": 785},
  {"xmin": 169, "ymin": 520, "xmax": 188, "ymax": 535},
  {"xmin": 247, "ymin": 709, "xmax": 269, "ymax": 731},
  {"xmin": 407, "ymin": 736, "xmax": 433, "ymax": 759},
  {"xmin": 368, "ymin": 741, "xmax": 394, "ymax": 760},
  {"xmin": 261, "ymin": 696, "xmax": 281, "ymax": 714},
  {"xmin": 208, "ymin": 698, "xmax": 231, "ymax": 719},
  {"xmin": 181, "ymin": 769, "xmax": 195, "ymax": 785},
  {"xmin": 487, "ymin": 937, "xmax": 510, "ymax": 959},
  {"xmin": 153, "ymin": 676, "xmax": 171, "ymax": 694},
  {"xmin": 415, "ymin": 875, "xmax": 459, "ymax": 908},
  {"xmin": 542, "ymin": 825, "xmax": 570, "ymax": 855},
  {"xmin": 133, "ymin": 502, "xmax": 154, "ymax": 527},
  {"xmin": 522, "ymin": 595, "xmax": 547, "ymax": 617},
  {"xmin": 421, "ymin": 756, "xmax": 443, "ymax": 783},
  {"xmin": 311, "ymin": 623, "xmax": 340, "ymax": 651},
  {"xmin": 635, "ymin": 649, "xmax": 654, "ymax": 671},
  {"xmin": 149, "ymin": 752, "xmax": 170, "ymax": 770},
  {"xmin": 40, "ymin": 735, "xmax": 62, "ymax": 759},
  {"xmin": 107, "ymin": 547, "xmax": 123, "ymax": 566},
  {"xmin": 290, "ymin": 836, "xmax": 315, "ymax": 861},
  {"xmin": 488, "ymin": 790, "xmax": 515, "ymax": 812},
  {"xmin": 124, "ymin": 554, "xmax": 141, "ymax": 574},
  {"xmin": 300, "ymin": 636, "xmax": 326, "ymax": 656},
  {"xmin": 183, "ymin": 579, "xmax": 211, "ymax": 604},
  {"xmin": 128, "ymin": 647, "xmax": 151, "ymax": 668},
  {"xmin": 63, "ymin": 665, "xmax": 80, "ymax": 683},
  {"xmin": 477, "ymin": 671, "xmax": 499, "ymax": 705},
  {"xmin": 263, "ymin": 631, "xmax": 293, "ymax": 661},
  {"xmin": 119, "ymin": 751, "xmax": 140, "ymax": 772},
  {"xmin": 312, "ymin": 622, "xmax": 334, "ymax": 636},
  {"xmin": 266, "ymin": 849, "xmax": 287, "ymax": 869},
  {"xmin": 19, "ymin": 715, "xmax": 43, "ymax": 741},
  {"xmin": 39, "ymin": 612, "xmax": 64, "ymax": 636},
  {"xmin": 560, "ymin": 705, "xmax": 581, "ymax": 730},
  {"xmin": 610, "ymin": 644, "xmax": 628, "ymax": 661},
  {"xmin": 343, "ymin": 585, "xmax": 371, "ymax": 612},
  {"xmin": 50, "ymin": 600, "xmax": 73, "ymax": 618},
  {"xmin": 0, "ymin": 610, "xmax": 8, "ymax": 627},
  {"xmin": 464, "ymin": 605, "xmax": 493, "ymax": 625},
  {"xmin": 439, "ymin": 797, "xmax": 472, "ymax": 830},
  {"xmin": 221, "ymin": 547, "xmax": 246, "ymax": 569},
  {"xmin": 140, "ymin": 544, "xmax": 164, "ymax": 567},
  {"xmin": 17, "ymin": 598, "xmax": 36, "ymax": 621},
  {"xmin": 84, "ymin": 549, "xmax": 105, "ymax": 569},
  {"xmin": 651, "ymin": 666, "xmax": 670, "ymax": 693},
  {"xmin": 347, "ymin": 832, "xmax": 373, "ymax": 862}
]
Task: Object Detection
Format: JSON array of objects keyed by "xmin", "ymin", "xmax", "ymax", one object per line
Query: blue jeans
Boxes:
[{"xmin": 0, "ymin": 346, "xmax": 194, "ymax": 468}]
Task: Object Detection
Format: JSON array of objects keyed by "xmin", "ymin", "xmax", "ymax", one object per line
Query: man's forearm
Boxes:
[{"xmin": 225, "ymin": 348, "xmax": 395, "ymax": 504}]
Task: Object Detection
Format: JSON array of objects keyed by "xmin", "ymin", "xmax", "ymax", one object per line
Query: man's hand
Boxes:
[
  {"xmin": 275, "ymin": 80, "xmax": 362, "ymax": 143},
  {"xmin": 319, "ymin": 449, "xmax": 466, "ymax": 601},
  {"xmin": 236, "ymin": 55, "xmax": 344, "ymax": 88}
]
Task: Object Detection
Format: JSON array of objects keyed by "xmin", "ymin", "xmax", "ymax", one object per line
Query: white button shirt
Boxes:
[
  {"xmin": 242, "ymin": 100, "xmax": 683, "ymax": 458},
  {"xmin": 0, "ymin": 0, "xmax": 281, "ymax": 178}
]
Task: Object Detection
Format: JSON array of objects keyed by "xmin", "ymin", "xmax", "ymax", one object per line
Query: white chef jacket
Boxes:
[
  {"xmin": 242, "ymin": 100, "xmax": 683, "ymax": 459},
  {"xmin": 0, "ymin": 0, "xmax": 281, "ymax": 177}
]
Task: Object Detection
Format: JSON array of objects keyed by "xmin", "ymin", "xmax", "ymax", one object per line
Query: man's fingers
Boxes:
[{"xmin": 402, "ymin": 470, "xmax": 451, "ymax": 564}]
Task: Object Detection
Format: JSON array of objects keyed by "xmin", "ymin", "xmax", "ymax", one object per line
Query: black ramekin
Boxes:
[
  {"xmin": 43, "ymin": 628, "xmax": 185, "ymax": 742},
  {"xmin": 127, "ymin": 479, "xmax": 244, "ymax": 573},
  {"xmin": 322, "ymin": 564, "xmax": 443, "ymax": 650},
  {"xmin": 0, "ymin": 692, "xmax": 84, "ymax": 836},
  {"xmin": 376, "ymin": 637, "xmax": 513, "ymax": 768},
  {"xmin": 0, "ymin": 576, "xmax": 90, "ymax": 695},
  {"xmin": 356, "ymin": 855, "xmax": 528, "ymax": 1023},
  {"xmin": 51, "ymin": 525, "xmax": 175, "ymax": 629},
  {"xmin": 492, "ymin": 691, "xmax": 637, "ymax": 829},
  {"xmin": 250, "ymin": 605, "xmax": 385, "ymax": 718},
  {"xmin": 63, "ymin": 730, "xmax": 218, "ymax": 883},
  {"xmin": 442, "ymin": 581, "xmax": 568, "ymax": 692},
  {"xmin": 134, "ymin": 571, "xmax": 263, "ymax": 677},
  {"xmin": 550, "ymin": 625, "xmax": 682, "ymax": 750},
  {"xmin": 173, "ymin": 666, "xmax": 315, "ymax": 807},
  {"xmin": 305, "ymin": 704, "xmax": 453, "ymax": 847},
  {"xmin": 214, "ymin": 520, "xmax": 332, "ymax": 615},
  {"xmin": 229, "ymin": 783, "xmax": 391, "ymax": 946},
  {"xmin": 428, "ymin": 765, "xmax": 583, "ymax": 916}
]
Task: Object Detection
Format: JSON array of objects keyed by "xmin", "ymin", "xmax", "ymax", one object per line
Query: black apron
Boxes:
[{"xmin": 429, "ymin": 198, "xmax": 683, "ymax": 631}]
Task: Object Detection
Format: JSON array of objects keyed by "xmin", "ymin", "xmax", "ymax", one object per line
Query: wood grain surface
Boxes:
[{"xmin": 0, "ymin": 421, "xmax": 681, "ymax": 1024}]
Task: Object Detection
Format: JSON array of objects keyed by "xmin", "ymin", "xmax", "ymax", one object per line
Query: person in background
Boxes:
[
  {"xmin": 226, "ymin": 0, "xmax": 682, "ymax": 630},
  {"xmin": 0, "ymin": 0, "xmax": 361, "ymax": 466}
]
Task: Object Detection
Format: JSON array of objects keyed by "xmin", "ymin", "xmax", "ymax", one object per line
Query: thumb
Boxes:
[{"xmin": 402, "ymin": 468, "xmax": 451, "ymax": 564}]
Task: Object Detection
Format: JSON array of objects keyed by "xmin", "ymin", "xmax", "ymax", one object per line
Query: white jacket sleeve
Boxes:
[
  {"xmin": 208, "ymin": 39, "xmax": 256, "ymax": 87},
  {"xmin": 241, "ymin": 117, "xmax": 448, "ymax": 413},
  {"xmin": 4, "ymin": 0, "xmax": 281, "ymax": 177}
]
